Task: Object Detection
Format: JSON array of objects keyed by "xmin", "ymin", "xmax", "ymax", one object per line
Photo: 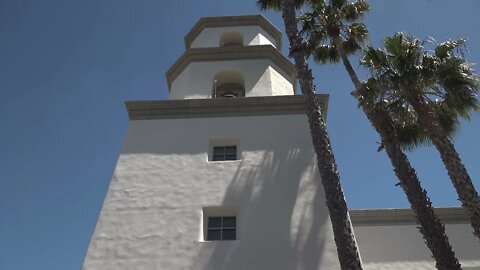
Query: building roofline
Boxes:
[
  {"xmin": 349, "ymin": 207, "xmax": 469, "ymax": 226},
  {"xmin": 165, "ymin": 45, "xmax": 297, "ymax": 91},
  {"xmin": 184, "ymin": 15, "xmax": 282, "ymax": 50},
  {"xmin": 125, "ymin": 94, "xmax": 329, "ymax": 121}
]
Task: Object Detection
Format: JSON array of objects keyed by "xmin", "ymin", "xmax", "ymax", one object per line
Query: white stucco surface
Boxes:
[
  {"xmin": 168, "ymin": 60, "xmax": 294, "ymax": 99},
  {"xmin": 190, "ymin": 26, "xmax": 276, "ymax": 48},
  {"xmin": 354, "ymin": 223, "xmax": 480, "ymax": 269},
  {"xmin": 83, "ymin": 114, "xmax": 342, "ymax": 270}
]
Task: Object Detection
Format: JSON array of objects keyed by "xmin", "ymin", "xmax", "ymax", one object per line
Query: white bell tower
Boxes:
[
  {"xmin": 167, "ymin": 15, "xmax": 297, "ymax": 100},
  {"xmin": 83, "ymin": 15, "xmax": 340, "ymax": 270}
]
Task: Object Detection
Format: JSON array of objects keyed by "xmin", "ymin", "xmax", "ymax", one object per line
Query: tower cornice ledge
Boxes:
[
  {"xmin": 184, "ymin": 15, "xmax": 282, "ymax": 50},
  {"xmin": 125, "ymin": 95, "xmax": 329, "ymax": 121},
  {"xmin": 165, "ymin": 45, "xmax": 297, "ymax": 91}
]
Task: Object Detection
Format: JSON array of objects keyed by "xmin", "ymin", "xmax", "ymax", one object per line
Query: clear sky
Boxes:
[{"xmin": 0, "ymin": 0, "xmax": 479, "ymax": 269}]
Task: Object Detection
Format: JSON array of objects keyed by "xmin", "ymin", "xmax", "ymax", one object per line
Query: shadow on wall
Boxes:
[{"xmin": 192, "ymin": 146, "xmax": 330, "ymax": 270}]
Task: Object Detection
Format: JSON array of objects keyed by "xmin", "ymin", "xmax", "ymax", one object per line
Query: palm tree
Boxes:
[
  {"xmin": 362, "ymin": 33, "xmax": 480, "ymax": 240},
  {"xmin": 358, "ymin": 81, "xmax": 462, "ymax": 270},
  {"xmin": 257, "ymin": 0, "xmax": 363, "ymax": 269},
  {"xmin": 299, "ymin": 1, "xmax": 461, "ymax": 268}
]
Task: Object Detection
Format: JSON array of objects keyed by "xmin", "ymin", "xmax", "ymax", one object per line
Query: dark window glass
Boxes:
[
  {"xmin": 207, "ymin": 229, "xmax": 221, "ymax": 241},
  {"xmin": 208, "ymin": 217, "xmax": 222, "ymax": 228},
  {"xmin": 207, "ymin": 216, "xmax": 237, "ymax": 241},
  {"xmin": 222, "ymin": 229, "xmax": 236, "ymax": 240},
  {"xmin": 222, "ymin": 217, "xmax": 236, "ymax": 227},
  {"xmin": 225, "ymin": 146, "xmax": 236, "ymax": 154},
  {"xmin": 225, "ymin": 154, "xmax": 237, "ymax": 160},
  {"xmin": 212, "ymin": 146, "xmax": 237, "ymax": 161}
]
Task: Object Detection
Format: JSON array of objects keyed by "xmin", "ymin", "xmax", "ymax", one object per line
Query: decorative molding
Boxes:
[
  {"xmin": 165, "ymin": 45, "xmax": 297, "ymax": 91},
  {"xmin": 349, "ymin": 207, "xmax": 470, "ymax": 226},
  {"xmin": 184, "ymin": 15, "xmax": 282, "ymax": 50},
  {"xmin": 125, "ymin": 94, "xmax": 329, "ymax": 121}
]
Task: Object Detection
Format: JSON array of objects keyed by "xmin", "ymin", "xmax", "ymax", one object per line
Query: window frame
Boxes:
[
  {"xmin": 206, "ymin": 216, "xmax": 237, "ymax": 241},
  {"xmin": 208, "ymin": 139, "xmax": 240, "ymax": 162},
  {"xmin": 212, "ymin": 145, "xmax": 237, "ymax": 161},
  {"xmin": 201, "ymin": 207, "xmax": 238, "ymax": 242}
]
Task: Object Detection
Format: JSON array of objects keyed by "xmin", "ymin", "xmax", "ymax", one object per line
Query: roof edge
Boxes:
[
  {"xmin": 350, "ymin": 207, "xmax": 470, "ymax": 226},
  {"xmin": 184, "ymin": 15, "xmax": 282, "ymax": 50}
]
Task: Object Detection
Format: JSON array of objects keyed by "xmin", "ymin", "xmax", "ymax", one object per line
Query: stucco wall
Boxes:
[
  {"xmin": 354, "ymin": 223, "xmax": 480, "ymax": 269},
  {"xmin": 82, "ymin": 114, "xmax": 342, "ymax": 270},
  {"xmin": 168, "ymin": 60, "xmax": 294, "ymax": 99},
  {"xmin": 190, "ymin": 26, "xmax": 276, "ymax": 48}
]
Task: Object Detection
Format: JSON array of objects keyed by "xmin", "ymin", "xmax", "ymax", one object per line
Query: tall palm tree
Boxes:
[
  {"xmin": 257, "ymin": 0, "xmax": 363, "ymax": 269},
  {"xmin": 299, "ymin": 1, "xmax": 461, "ymax": 268},
  {"xmin": 358, "ymin": 81, "xmax": 462, "ymax": 270},
  {"xmin": 362, "ymin": 33, "xmax": 480, "ymax": 240}
]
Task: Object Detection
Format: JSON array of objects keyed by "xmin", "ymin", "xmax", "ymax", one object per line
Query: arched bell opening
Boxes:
[
  {"xmin": 213, "ymin": 70, "xmax": 245, "ymax": 98},
  {"xmin": 219, "ymin": 32, "xmax": 244, "ymax": 47}
]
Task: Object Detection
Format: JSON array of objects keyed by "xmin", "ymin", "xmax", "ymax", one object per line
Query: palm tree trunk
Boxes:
[
  {"xmin": 332, "ymin": 37, "xmax": 362, "ymax": 90},
  {"xmin": 332, "ymin": 36, "xmax": 462, "ymax": 269},
  {"xmin": 281, "ymin": 1, "xmax": 363, "ymax": 269},
  {"xmin": 408, "ymin": 94, "xmax": 480, "ymax": 240},
  {"xmin": 369, "ymin": 107, "xmax": 462, "ymax": 270}
]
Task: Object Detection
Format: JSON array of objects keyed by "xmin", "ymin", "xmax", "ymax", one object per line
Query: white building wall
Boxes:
[
  {"xmin": 190, "ymin": 26, "xmax": 276, "ymax": 48},
  {"xmin": 82, "ymin": 114, "xmax": 342, "ymax": 270},
  {"xmin": 168, "ymin": 60, "xmax": 294, "ymax": 99},
  {"xmin": 354, "ymin": 223, "xmax": 480, "ymax": 269}
]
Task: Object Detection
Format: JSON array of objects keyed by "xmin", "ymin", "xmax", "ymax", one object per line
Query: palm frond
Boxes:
[
  {"xmin": 342, "ymin": 0, "xmax": 369, "ymax": 21},
  {"xmin": 353, "ymin": 0, "xmax": 370, "ymax": 14},
  {"xmin": 257, "ymin": 0, "xmax": 306, "ymax": 10},
  {"xmin": 331, "ymin": 0, "xmax": 347, "ymax": 8},
  {"xmin": 384, "ymin": 33, "xmax": 406, "ymax": 58},
  {"xmin": 435, "ymin": 39, "xmax": 466, "ymax": 59},
  {"xmin": 362, "ymin": 33, "xmax": 480, "ymax": 150},
  {"xmin": 394, "ymin": 120, "xmax": 431, "ymax": 151},
  {"xmin": 361, "ymin": 46, "xmax": 388, "ymax": 70},
  {"xmin": 257, "ymin": 0, "xmax": 281, "ymax": 10},
  {"xmin": 342, "ymin": 37, "xmax": 361, "ymax": 55},
  {"xmin": 313, "ymin": 45, "xmax": 340, "ymax": 63},
  {"xmin": 346, "ymin": 23, "xmax": 368, "ymax": 43},
  {"xmin": 298, "ymin": 0, "xmax": 369, "ymax": 63}
]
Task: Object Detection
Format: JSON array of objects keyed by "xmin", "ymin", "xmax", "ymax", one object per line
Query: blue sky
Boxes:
[{"xmin": 0, "ymin": 0, "xmax": 479, "ymax": 269}]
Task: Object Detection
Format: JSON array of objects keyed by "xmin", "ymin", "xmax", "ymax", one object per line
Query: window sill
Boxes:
[
  {"xmin": 197, "ymin": 240, "xmax": 239, "ymax": 243},
  {"xmin": 207, "ymin": 160, "xmax": 242, "ymax": 163}
]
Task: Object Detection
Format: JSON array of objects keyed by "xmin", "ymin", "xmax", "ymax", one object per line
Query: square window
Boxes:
[
  {"xmin": 207, "ymin": 229, "xmax": 222, "ymax": 241},
  {"xmin": 206, "ymin": 216, "xmax": 237, "ymax": 241},
  {"xmin": 212, "ymin": 146, "xmax": 237, "ymax": 161},
  {"xmin": 201, "ymin": 207, "xmax": 238, "ymax": 242}
]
